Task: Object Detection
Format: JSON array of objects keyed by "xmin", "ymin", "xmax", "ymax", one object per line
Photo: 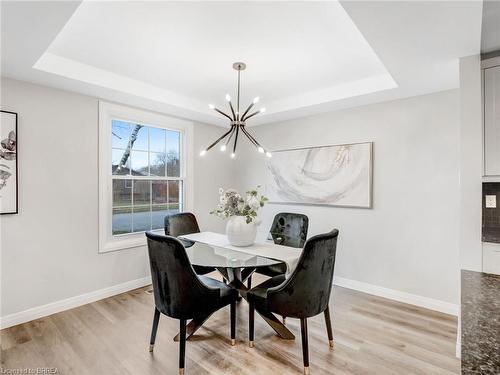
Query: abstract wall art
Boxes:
[
  {"xmin": 1, "ymin": 110, "xmax": 18, "ymax": 214},
  {"xmin": 265, "ymin": 142, "xmax": 372, "ymax": 208}
]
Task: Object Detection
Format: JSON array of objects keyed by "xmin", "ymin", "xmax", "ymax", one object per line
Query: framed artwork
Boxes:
[
  {"xmin": 1, "ymin": 110, "xmax": 18, "ymax": 214},
  {"xmin": 265, "ymin": 142, "xmax": 373, "ymax": 208}
]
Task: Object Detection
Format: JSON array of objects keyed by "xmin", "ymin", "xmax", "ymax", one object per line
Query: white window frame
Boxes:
[{"xmin": 98, "ymin": 101, "xmax": 193, "ymax": 253}]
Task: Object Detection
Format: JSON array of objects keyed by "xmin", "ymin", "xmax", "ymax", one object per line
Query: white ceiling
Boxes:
[{"xmin": 1, "ymin": 1, "xmax": 482, "ymax": 127}]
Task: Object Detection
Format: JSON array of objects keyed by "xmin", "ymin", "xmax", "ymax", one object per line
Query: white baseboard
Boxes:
[
  {"xmin": 0, "ymin": 276, "xmax": 152, "ymax": 329},
  {"xmin": 455, "ymin": 315, "xmax": 462, "ymax": 358},
  {"xmin": 1, "ymin": 274, "xmax": 458, "ymax": 330},
  {"xmin": 333, "ymin": 276, "xmax": 459, "ymax": 316},
  {"xmin": 456, "ymin": 337, "xmax": 461, "ymax": 358}
]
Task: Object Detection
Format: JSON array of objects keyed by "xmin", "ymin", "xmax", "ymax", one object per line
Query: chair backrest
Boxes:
[
  {"xmin": 146, "ymin": 232, "xmax": 218, "ymax": 319},
  {"xmin": 268, "ymin": 212, "xmax": 309, "ymax": 248},
  {"xmin": 267, "ymin": 229, "xmax": 339, "ymax": 318},
  {"xmin": 164, "ymin": 212, "xmax": 200, "ymax": 237}
]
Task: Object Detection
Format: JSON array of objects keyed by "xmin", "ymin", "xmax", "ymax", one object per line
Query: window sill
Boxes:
[{"xmin": 99, "ymin": 229, "xmax": 164, "ymax": 253}]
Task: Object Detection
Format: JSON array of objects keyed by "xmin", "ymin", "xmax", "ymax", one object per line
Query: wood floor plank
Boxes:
[{"xmin": 1, "ymin": 275, "xmax": 459, "ymax": 374}]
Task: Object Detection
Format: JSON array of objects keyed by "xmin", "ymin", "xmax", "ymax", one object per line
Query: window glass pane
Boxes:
[
  {"xmin": 112, "ymin": 149, "xmax": 130, "ymax": 175},
  {"xmin": 131, "ymin": 151, "xmax": 149, "ymax": 176},
  {"xmin": 150, "ymin": 127, "xmax": 166, "ymax": 153},
  {"xmin": 152, "ymin": 181, "xmax": 168, "ymax": 204},
  {"xmin": 150, "ymin": 152, "xmax": 166, "ymax": 177},
  {"xmin": 113, "ymin": 179, "xmax": 132, "ymax": 206},
  {"xmin": 152, "ymin": 205, "xmax": 168, "ymax": 230},
  {"xmin": 166, "ymin": 152, "xmax": 180, "ymax": 177},
  {"xmin": 166, "ymin": 130, "xmax": 180, "ymax": 153},
  {"xmin": 166, "ymin": 131, "xmax": 180, "ymax": 177},
  {"xmin": 131, "ymin": 125, "xmax": 148, "ymax": 151},
  {"xmin": 168, "ymin": 180, "xmax": 181, "ymax": 212},
  {"xmin": 132, "ymin": 205, "xmax": 151, "ymax": 232},
  {"xmin": 133, "ymin": 180, "xmax": 151, "ymax": 205},
  {"xmin": 112, "ymin": 120, "xmax": 130, "ymax": 149},
  {"xmin": 113, "ymin": 207, "xmax": 132, "ymax": 235}
]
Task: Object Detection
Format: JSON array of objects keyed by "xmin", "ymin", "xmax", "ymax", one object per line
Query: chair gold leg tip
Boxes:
[
  {"xmin": 249, "ymin": 341, "xmax": 254, "ymax": 348},
  {"xmin": 231, "ymin": 339, "xmax": 236, "ymax": 346},
  {"xmin": 149, "ymin": 344, "xmax": 154, "ymax": 352},
  {"xmin": 179, "ymin": 368, "xmax": 184, "ymax": 375},
  {"xmin": 329, "ymin": 340, "xmax": 335, "ymax": 349},
  {"xmin": 304, "ymin": 366, "xmax": 310, "ymax": 375}
]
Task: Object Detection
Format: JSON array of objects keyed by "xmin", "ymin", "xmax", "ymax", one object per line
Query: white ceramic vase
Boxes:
[{"xmin": 226, "ymin": 216, "xmax": 257, "ymax": 247}]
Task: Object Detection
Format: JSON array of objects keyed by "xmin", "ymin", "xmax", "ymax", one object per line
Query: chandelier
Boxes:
[{"xmin": 200, "ymin": 62, "xmax": 271, "ymax": 159}]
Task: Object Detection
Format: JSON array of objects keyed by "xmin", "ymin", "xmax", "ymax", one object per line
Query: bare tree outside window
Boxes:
[{"xmin": 116, "ymin": 124, "xmax": 142, "ymax": 173}]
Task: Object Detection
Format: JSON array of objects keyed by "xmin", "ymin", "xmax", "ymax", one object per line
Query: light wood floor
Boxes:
[{"xmin": 1, "ymin": 274, "xmax": 459, "ymax": 375}]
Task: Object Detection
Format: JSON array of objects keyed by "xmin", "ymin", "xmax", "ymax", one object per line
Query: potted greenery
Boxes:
[{"xmin": 211, "ymin": 186, "xmax": 268, "ymax": 246}]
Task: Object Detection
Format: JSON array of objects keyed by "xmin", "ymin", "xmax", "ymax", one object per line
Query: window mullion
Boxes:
[
  {"xmin": 149, "ymin": 180, "xmax": 153, "ymax": 231},
  {"xmin": 167, "ymin": 179, "xmax": 170, "ymax": 213},
  {"xmin": 148, "ymin": 126, "xmax": 152, "ymax": 231},
  {"xmin": 131, "ymin": 180, "xmax": 135, "ymax": 232},
  {"xmin": 112, "ymin": 175, "xmax": 184, "ymax": 181},
  {"xmin": 164, "ymin": 129, "xmax": 168, "ymax": 178}
]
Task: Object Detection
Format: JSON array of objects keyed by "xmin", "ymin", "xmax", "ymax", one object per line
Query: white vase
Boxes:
[{"xmin": 226, "ymin": 216, "xmax": 257, "ymax": 247}]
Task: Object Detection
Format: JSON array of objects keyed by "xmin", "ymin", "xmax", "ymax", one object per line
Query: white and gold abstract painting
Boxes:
[{"xmin": 266, "ymin": 142, "xmax": 372, "ymax": 208}]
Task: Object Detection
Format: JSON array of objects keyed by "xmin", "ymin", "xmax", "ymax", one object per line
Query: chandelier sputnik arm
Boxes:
[
  {"xmin": 240, "ymin": 126, "xmax": 265, "ymax": 153},
  {"xmin": 242, "ymin": 110, "xmax": 261, "ymax": 122},
  {"xmin": 203, "ymin": 126, "xmax": 234, "ymax": 153},
  {"xmin": 240, "ymin": 127, "xmax": 257, "ymax": 146},
  {"xmin": 232, "ymin": 126, "xmax": 240, "ymax": 156},
  {"xmin": 240, "ymin": 102, "xmax": 255, "ymax": 120},
  {"xmin": 212, "ymin": 106, "xmax": 233, "ymax": 121},
  {"xmin": 228, "ymin": 97, "xmax": 237, "ymax": 120},
  {"xmin": 240, "ymin": 125, "xmax": 259, "ymax": 146},
  {"xmin": 223, "ymin": 125, "xmax": 236, "ymax": 151},
  {"xmin": 200, "ymin": 62, "xmax": 271, "ymax": 159}
]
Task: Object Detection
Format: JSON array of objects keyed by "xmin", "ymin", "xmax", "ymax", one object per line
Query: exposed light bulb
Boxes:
[
  {"xmin": 220, "ymin": 144, "xmax": 227, "ymax": 152},
  {"xmin": 253, "ymin": 97, "xmax": 260, "ymax": 104},
  {"xmin": 266, "ymin": 152, "xmax": 272, "ymax": 158},
  {"xmin": 225, "ymin": 94, "xmax": 231, "ymax": 102},
  {"xmin": 260, "ymin": 107, "xmax": 266, "ymax": 113},
  {"xmin": 230, "ymin": 153, "xmax": 236, "ymax": 159},
  {"xmin": 257, "ymin": 147, "xmax": 264, "ymax": 153},
  {"xmin": 208, "ymin": 104, "xmax": 215, "ymax": 109},
  {"xmin": 200, "ymin": 150, "xmax": 207, "ymax": 156}
]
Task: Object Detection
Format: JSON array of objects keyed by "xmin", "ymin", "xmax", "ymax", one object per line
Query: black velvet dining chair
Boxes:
[
  {"xmin": 247, "ymin": 213, "xmax": 309, "ymax": 289},
  {"xmin": 146, "ymin": 232, "xmax": 238, "ymax": 375},
  {"xmin": 247, "ymin": 229, "xmax": 339, "ymax": 375},
  {"xmin": 164, "ymin": 212, "xmax": 215, "ymax": 276}
]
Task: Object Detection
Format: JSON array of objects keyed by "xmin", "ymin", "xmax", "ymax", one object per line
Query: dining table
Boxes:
[{"xmin": 174, "ymin": 231, "xmax": 303, "ymax": 341}]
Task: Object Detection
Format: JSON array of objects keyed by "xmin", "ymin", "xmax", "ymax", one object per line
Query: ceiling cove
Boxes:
[
  {"xmin": 33, "ymin": 1, "xmax": 396, "ymax": 126},
  {"xmin": 2, "ymin": 1, "xmax": 482, "ymax": 126}
]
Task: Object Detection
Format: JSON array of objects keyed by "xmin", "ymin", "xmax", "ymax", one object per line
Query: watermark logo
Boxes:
[{"xmin": 0, "ymin": 368, "xmax": 58, "ymax": 374}]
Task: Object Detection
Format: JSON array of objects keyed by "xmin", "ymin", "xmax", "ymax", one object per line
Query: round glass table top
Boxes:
[{"xmin": 186, "ymin": 242, "xmax": 283, "ymax": 269}]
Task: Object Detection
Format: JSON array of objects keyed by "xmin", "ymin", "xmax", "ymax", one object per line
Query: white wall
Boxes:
[
  {"xmin": 193, "ymin": 123, "xmax": 237, "ymax": 232},
  {"xmin": 237, "ymin": 90, "xmax": 461, "ymax": 307},
  {"xmin": 0, "ymin": 78, "xmax": 466, "ymax": 323},
  {"xmin": 0, "ymin": 78, "xmax": 234, "ymax": 320},
  {"xmin": 458, "ymin": 55, "xmax": 483, "ymax": 272}
]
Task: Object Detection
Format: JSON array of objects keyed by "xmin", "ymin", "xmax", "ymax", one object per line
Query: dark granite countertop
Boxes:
[
  {"xmin": 482, "ymin": 228, "xmax": 500, "ymax": 243},
  {"xmin": 461, "ymin": 270, "xmax": 500, "ymax": 374}
]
